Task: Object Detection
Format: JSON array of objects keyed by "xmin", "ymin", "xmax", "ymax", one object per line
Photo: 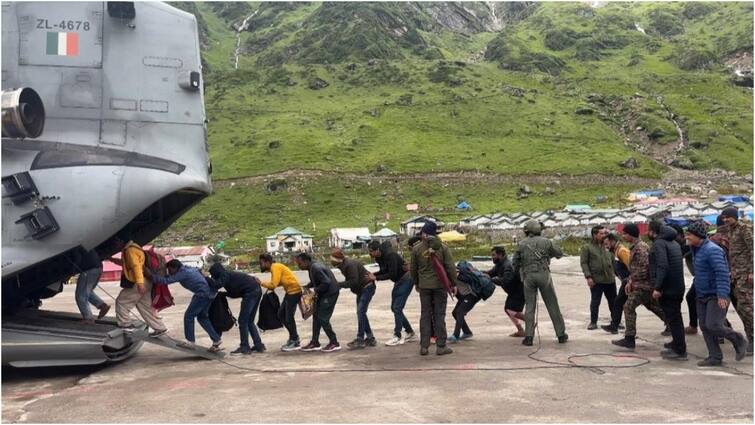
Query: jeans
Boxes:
[
  {"xmin": 611, "ymin": 281, "xmax": 628, "ymax": 327},
  {"xmin": 239, "ymin": 287, "xmax": 264, "ymax": 350},
  {"xmin": 278, "ymin": 292, "xmax": 302, "ymax": 342},
  {"xmin": 697, "ymin": 296, "xmax": 746, "ymax": 361},
  {"xmin": 75, "ymin": 267, "xmax": 105, "ymax": 320},
  {"xmin": 686, "ymin": 283, "xmax": 697, "ymax": 327},
  {"xmin": 185, "ymin": 294, "xmax": 220, "ymax": 343},
  {"xmin": 391, "ymin": 276, "xmax": 415, "ymax": 337},
  {"xmin": 356, "ymin": 284, "xmax": 375, "ymax": 340},
  {"xmin": 419, "ymin": 288, "xmax": 448, "ymax": 348},
  {"xmin": 660, "ymin": 295, "xmax": 686, "ymax": 354},
  {"xmin": 590, "ymin": 283, "xmax": 617, "ymax": 324},
  {"xmin": 452, "ymin": 293, "xmax": 480, "ymax": 337},
  {"xmin": 312, "ymin": 292, "xmax": 339, "ymax": 344}
]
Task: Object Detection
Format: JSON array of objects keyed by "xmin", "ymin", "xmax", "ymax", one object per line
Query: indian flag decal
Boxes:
[{"xmin": 46, "ymin": 32, "xmax": 79, "ymax": 56}]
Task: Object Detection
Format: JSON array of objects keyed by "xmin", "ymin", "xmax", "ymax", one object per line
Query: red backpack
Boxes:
[{"xmin": 145, "ymin": 248, "xmax": 174, "ymax": 312}]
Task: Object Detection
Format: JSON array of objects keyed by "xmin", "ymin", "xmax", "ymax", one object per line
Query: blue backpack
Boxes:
[{"xmin": 456, "ymin": 260, "xmax": 496, "ymax": 300}]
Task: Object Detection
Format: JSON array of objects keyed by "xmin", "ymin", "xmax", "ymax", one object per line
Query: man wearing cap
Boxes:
[
  {"xmin": 411, "ymin": 221, "xmax": 457, "ymax": 356},
  {"xmin": 612, "ymin": 223, "xmax": 666, "ymax": 350},
  {"xmin": 330, "ymin": 248, "xmax": 377, "ymax": 350},
  {"xmin": 686, "ymin": 220, "xmax": 748, "ymax": 366},
  {"xmin": 511, "ymin": 220, "xmax": 568, "ymax": 346},
  {"xmin": 722, "ymin": 207, "xmax": 754, "ymax": 355}
]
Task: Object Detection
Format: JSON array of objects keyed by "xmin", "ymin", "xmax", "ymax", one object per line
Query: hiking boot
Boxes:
[
  {"xmin": 612, "ymin": 336, "xmax": 635, "ymax": 350},
  {"xmin": 300, "ymin": 341, "xmax": 321, "ymax": 352},
  {"xmin": 734, "ymin": 336, "xmax": 747, "ymax": 361},
  {"xmin": 365, "ymin": 337, "xmax": 377, "ymax": 347},
  {"xmin": 149, "ymin": 328, "xmax": 168, "ymax": 337},
  {"xmin": 252, "ymin": 345, "xmax": 267, "ymax": 353},
  {"xmin": 601, "ymin": 324, "xmax": 618, "ymax": 334},
  {"xmin": 322, "ymin": 342, "xmax": 341, "ymax": 353},
  {"xmin": 558, "ymin": 334, "xmax": 569, "ymax": 344},
  {"xmin": 447, "ymin": 335, "xmax": 461, "ymax": 344},
  {"xmin": 347, "ymin": 338, "xmax": 366, "ymax": 350},
  {"xmin": 522, "ymin": 336, "xmax": 533, "ymax": 346},
  {"xmin": 281, "ymin": 340, "xmax": 302, "ymax": 352},
  {"xmin": 97, "ymin": 304, "xmax": 111, "ymax": 320},
  {"xmin": 436, "ymin": 346, "xmax": 453, "ymax": 356},
  {"xmin": 208, "ymin": 340, "xmax": 223, "ymax": 352},
  {"xmin": 660, "ymin": 349, "xmax": 688, "ymax": 361},
  {"xmin": 587, "ymin": 322, "xmax": 597, "ymax": 330},
  {"xmin": 230, "ymin": 347, "xmax": 252, "ymax": 356},
  {"xmin": 697, "ymin": 357, "xmax": 722, "ymax": 367},
  {"xmin": 420, "ymin": 347, "xmax": 429, "ymax": 356},
  {"xmin": 404, "ymin": 332, "xmax": 417, "ymax": 342},
  {"xmin": 460, "ymin": 333, "xmax": 474, "ymax": 340},
  {"xmin": 385, "ymin": 336, "xmax": 405, "ymax": 346},
  {"xmin": 685, "ymin": 326, "xmax": 698, "ymax": 335}
]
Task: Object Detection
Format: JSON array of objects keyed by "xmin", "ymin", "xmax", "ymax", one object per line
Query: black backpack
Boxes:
[
  {"xmin": 257, "ymin": 291, "xmax": 283, "ymax": 331},
  {"xmin": 209, "ymin": 292, "xmax": 236, "ymax": 334}
]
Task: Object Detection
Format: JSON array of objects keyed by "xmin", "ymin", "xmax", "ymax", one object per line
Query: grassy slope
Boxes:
[{"xmin": 158, "ymin": 2, "xmax": 753, "ymax": 251}]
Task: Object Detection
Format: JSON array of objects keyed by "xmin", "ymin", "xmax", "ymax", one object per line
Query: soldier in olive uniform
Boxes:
[
  {"xmin": 722, "ymin": 207, "xmax": 754, "ymax": 355},
  {"xmin": 512, "ymin": 220, "xmax": 568, "ymax": 346}
]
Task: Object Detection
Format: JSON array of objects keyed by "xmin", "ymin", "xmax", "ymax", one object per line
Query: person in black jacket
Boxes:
[
  {"xmin": 649, "ymin": 221, "xmax": 687, "ymax": 360},
  {"xmin": 368, "ymin": 240, "xmax": 417, "ymax": 346},
  {"xmin": 209, "ymin": 263, "xmax": 265, "ymax": 355},
  {"xmin": 487, "ymin": 246, "xmax": 525, "ymax": 337},
  {"xmin": 331, "ymin": 248, "xmax": 377, "ymax": 350},
  {"xmin": 295, "ymin": 253, "xmax": 341, "ymax": 353}
]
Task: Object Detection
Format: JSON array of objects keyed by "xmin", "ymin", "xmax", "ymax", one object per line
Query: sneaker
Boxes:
[
  {"xmin": 97, "ymin": 304, "xmax": 111, "ymax": 320},
  {"xmin": 734, "ymin": 336, "xmax": 747, "ymax": 361},
  {"xmin": 611, "ymin": 336, "xmax": 635, "ymax": 350},
  {"xmin": 660, "ymin": 349, "xmax": 688, "ymax": 361},
  {"xmin": 420, "ymin": 347, "xmax": 429, "ymax": 356},
  {"xmin": 404, "ymin": 332, "xmax": 417, "ymax": 342},
  {"xmin": 587, "ymin": 322, "xmax": 597, "ymax": 330},
  {"xmin": 558, "ymin": 334, "xmax": 569, "ymax": 344},
  {"xmin": 685, "ymin": 326, "xmax": 698, "ymax": 335},
  {"xmin": 301, "ymin": 342, "xmax": 321, "ymax": 352},
  {"xmin": 697, "ymin": 357, "xmax": 722, "ymax": 367},
  {"xmin": 149, "ymin": 328, "xmax": 168, "ymax": 337},
  {"xmin": 208, "ymin": 340, "xmax": 223, "ymax": 352},
  {"xmin": 385, "ymin": 336, "xmax": 405, "ymax": 346},
  {"xmin": 230, "ymin": 347, "xmax": 252, "ymax": 356},
  {"xmin": 522, "ymin": 336, "xmax": 533, "ymax": 346},
  {"xmin": 430, "ymin": 336, "xmax": 437, "ymax": 345},
  {"xmin": 447, "ymin": 335, "xmax": 461, "ymax": 344},
  {"xmin": 601, "ymin": 324, "xmax": 618, "ymax": 335},
  {"xmin": 365, "ymin": 337, "xmax": 377, "ymax": 347},
  {"xmin": 347, "ymin": 339, "xmax": 366, "ymax": 350},
  {"xmin": 282, "ymin": 340, "xmax": 302, "ymax": 352},
  {"xmin": 322, "ymin": 342, "xmax": 341, "ymax": 353},
  {"xmin": 436, "ymin": 346, "xmax": 453, "ymax": 356},
  {"xmin": 460, "ymin": 333, "xmax": 474, "ymax": 340}
]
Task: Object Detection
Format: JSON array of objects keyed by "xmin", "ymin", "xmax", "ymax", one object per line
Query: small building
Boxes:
[
  {"xmin": 564, "ymin": 204, "xmax": 592, "ymax": 213},
  {"xmin": 154, "ymin": 245, "xmax": 222, "ymax": 269},
  {"xmin": 400, "ymin": 215, "xmax": 443, "ymax": 237},
  {"xmin": 329, "ymin": 227, "xmax": 372, "ymax": 250},
  {"xmin": 265, "ymin": 227, "xmax": 313, "ymax": 253},
  {"xmin": 371, "ymin": 227, "xmax": 399, "ymax": 246}
]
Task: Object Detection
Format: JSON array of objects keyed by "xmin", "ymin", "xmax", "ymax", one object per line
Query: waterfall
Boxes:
[{"xmin": 234, "ymin": 9, "xmax": 259, "ymax": 70}]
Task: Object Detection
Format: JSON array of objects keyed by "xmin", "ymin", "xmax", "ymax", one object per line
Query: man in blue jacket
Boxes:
[
  {"xmin": 149, "ymin": 259, "xmax": 222, "ymax": 352},
  {"xmin": 209, "ymin": 263, "xmax": 265, "ymax": 355},
  {"xmin": 686, "ymin": 220, "xmax": 747, "ymax": 366}
]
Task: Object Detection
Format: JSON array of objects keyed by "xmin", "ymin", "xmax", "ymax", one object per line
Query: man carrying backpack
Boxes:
[
  {"xmin": 148, "ymin": 259, "xmax": 222, "ymax": 352},
  {"xmin": 449, "ymin": 266, "xmax": 480, "ymax": 343},
  {"xmin": 368, "ymin": 240, "xmax": 417, "ymax": 346},
  {"xmin": 330, "ymin": 248, "xmax": 377, "ymax": 350},
  {"xmin": 209, "ymin": 263, "xmax": 266, "ymax": 355},
  {"xmin": 487, "ymin": 246, "xmax": 525, "ymax": 337},
  {"xmin": 296, "ymin": 253, "xmax": 342, "ymax": 353},
  {"xmin": 111, "ymin": 235, "xmax": 168, "ymax": 337},
  {"xmin": 259, "ymin": 254, "xmax": 303, "ymax": 352}
]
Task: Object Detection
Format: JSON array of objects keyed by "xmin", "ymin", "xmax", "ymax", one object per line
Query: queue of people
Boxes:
[{"xmin": 76, "ymin": 208, "xmax": 752, "ymax": 367}]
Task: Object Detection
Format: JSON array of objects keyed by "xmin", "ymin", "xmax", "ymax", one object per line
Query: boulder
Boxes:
[
  {"xmin": 575, "ymin": 106, "xmax": 594, "ymax": 115},
  {"xmin": 268, "ymin": 140, "xmax": 281, "ymax": 149},
  {"xmin": 308, "ymin": 78, "xmax": 329, "ymax": 90},
  {"xmin": 619, "ymin": 157, "xmax": 638, "ymax": 169},
  {"xmin": 265, "ymin": 179, "xmax": 287, "ymax": 193}
]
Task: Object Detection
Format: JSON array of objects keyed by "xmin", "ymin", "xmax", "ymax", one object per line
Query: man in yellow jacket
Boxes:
[
  {"xmin": 259, "ymin": 253, "xmax": 303, "ymax": 351},
  {"xmin": 111, "ymin": 236, "xmax": 168, "ymax": 336}
]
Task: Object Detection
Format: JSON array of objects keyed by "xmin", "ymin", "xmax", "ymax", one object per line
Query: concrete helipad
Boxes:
[{"xmin": 2, "ymin": 256, "xmax": 752, "ymax": 423}]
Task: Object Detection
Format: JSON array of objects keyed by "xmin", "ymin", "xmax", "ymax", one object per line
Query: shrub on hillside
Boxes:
[
  {"xmin": 673, "ymin": 47, "xmax": 716, "ymax": 70},
  {"xmin": 682, "ymin": 2, "xmax": 715, "ymax": 20},
  {"xmin": 574, "ymin": 38, "xmax": 602, "ymax": 61},
  {"xmin": 544, "ymin": 28, "xmax": 580, "ymax": 51},
  {"xmin": 648, "ymin": 10, "xmax": 684, "ymax": 37}
]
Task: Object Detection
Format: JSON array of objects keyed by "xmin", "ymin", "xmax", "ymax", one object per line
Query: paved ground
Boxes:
[{"xmin": 2, "ymin": 257, "xmax": 753, "ymax": 423}]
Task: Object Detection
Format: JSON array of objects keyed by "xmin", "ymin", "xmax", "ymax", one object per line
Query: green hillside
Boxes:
[{"xmin": 160, "ymin": 2, "xmax": 753, "ymax": 251}]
